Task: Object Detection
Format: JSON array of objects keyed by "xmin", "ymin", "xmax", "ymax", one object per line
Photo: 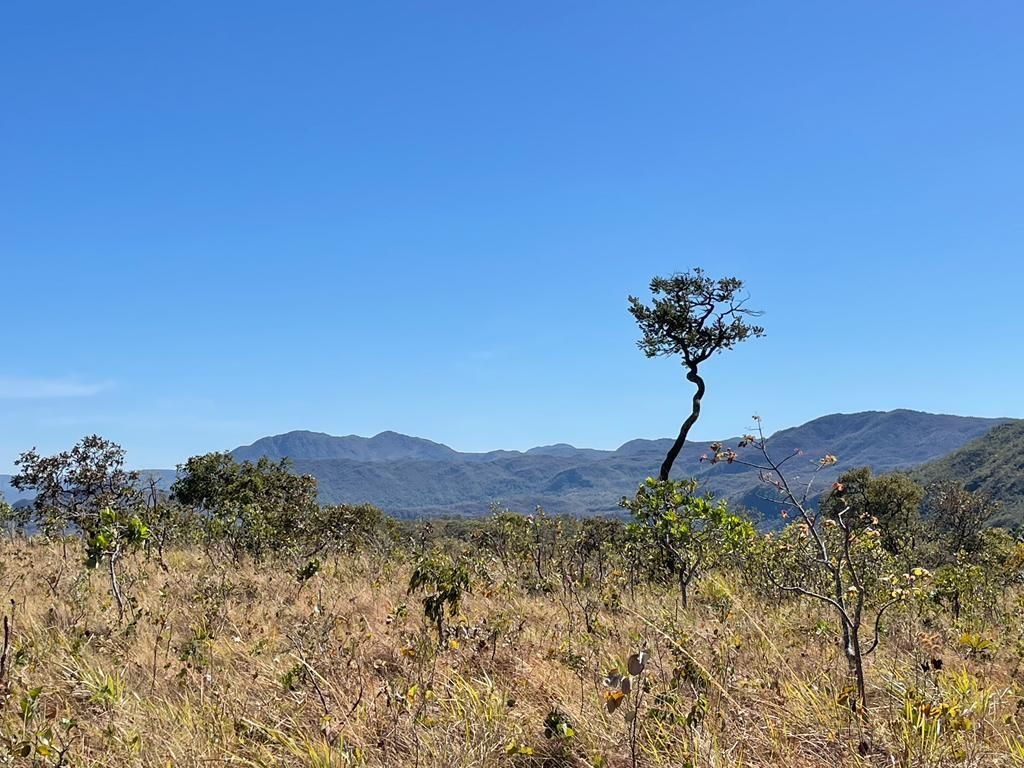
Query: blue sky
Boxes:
[{"xmin": 1, "ymin": 2, "xmax": 1021, "ymax": 471}]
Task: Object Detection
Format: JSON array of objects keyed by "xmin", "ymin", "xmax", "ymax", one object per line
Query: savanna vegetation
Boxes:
[{"xmin": 1, "ymin": 270, "xmax": 1020, "ymax": 767}]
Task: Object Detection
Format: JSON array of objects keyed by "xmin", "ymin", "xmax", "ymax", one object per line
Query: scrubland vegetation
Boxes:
[{"xmin": 2, "ymin": 430, "xmax": 1024, "ymax": 767}]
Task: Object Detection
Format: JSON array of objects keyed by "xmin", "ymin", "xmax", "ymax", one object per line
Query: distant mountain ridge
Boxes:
[
  {"xmin": 225, "ymin": 410, "xmax": 1012, "ymax": 520},
  {"xmin": 231, "ymin": 430, "xmax": 623, "ymax": 464},
  {"xmin": 231, "ymin": 430, "xmax": 464, "ymax": 463},
  {"xmin": 3, "ymin": 410, "xmax": 1014, "ymax": 524}
]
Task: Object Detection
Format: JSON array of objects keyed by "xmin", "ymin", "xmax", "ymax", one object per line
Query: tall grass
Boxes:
[{"xmin": 0, "ymin": 540, "xmax": 1019, "ymax": 767}]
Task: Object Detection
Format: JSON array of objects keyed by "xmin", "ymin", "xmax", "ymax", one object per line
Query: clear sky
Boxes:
[{"xmin": 1, "ymin": 2, "xmax": 1022, "ymax": 472}]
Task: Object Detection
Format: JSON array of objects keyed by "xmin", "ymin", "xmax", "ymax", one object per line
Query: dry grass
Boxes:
[{"xmin": 1, "ymin": 540, "xmax": 1022, "ymax": 767}]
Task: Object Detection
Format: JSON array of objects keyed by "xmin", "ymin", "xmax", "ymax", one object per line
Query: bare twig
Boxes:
[{"xmin": 0, "ymin": 602, "xmax": 11, "ymax": 693}]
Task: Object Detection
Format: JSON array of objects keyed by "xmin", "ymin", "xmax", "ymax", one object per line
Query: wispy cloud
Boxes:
[{"xmin": 0, "ymin": 376, "xmax": 113, "ymax": 399}]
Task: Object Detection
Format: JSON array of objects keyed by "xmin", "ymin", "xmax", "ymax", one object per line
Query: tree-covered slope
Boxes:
[{"xmin": 913, "ymin": 420, "xmax": 1024, "ymax": 527}]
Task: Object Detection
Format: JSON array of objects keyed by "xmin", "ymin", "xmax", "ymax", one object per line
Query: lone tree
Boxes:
[
  {"xmin": 11, "ymin": 435, "xmax": 143, "ymax": 538},
  {"xmin": 628, "ymin": 269, "xmax": 764, "ymax": 480},
  {"xmin": 171, "ymin": 451, "xmax": 319, "ymax": 560},
  {"xmin": 820, "ymin": 468, "xmax": 924, "ymax": 559}
]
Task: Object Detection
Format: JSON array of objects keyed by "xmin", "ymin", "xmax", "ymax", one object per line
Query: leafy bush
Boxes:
[
  {"xmin": 622, "ymin": 477, "xmax": 754, "ymax": 608},
  {"xmin": 407, "ymin": 550, "xmax": 472, "ymax": 643}
]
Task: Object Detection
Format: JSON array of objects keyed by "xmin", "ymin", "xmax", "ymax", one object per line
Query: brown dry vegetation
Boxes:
[{"xmin": 2, "ymin": 540, "xmax": 1024, "ymax": 767}]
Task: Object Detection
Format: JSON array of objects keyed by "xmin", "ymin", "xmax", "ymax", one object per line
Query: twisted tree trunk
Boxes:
[{"xmin": 658, "ymin": 366, "xmax": 706, "ymax": 481}]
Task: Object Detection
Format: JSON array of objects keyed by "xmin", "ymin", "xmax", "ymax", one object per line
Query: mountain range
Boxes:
[
  {"xmin": 1, "ymin": 410, "xmax": 1015, "ymax": 523},
  {"xmin": 235, "ymin": 411, "xmax": 1011, "ymax": 521}
]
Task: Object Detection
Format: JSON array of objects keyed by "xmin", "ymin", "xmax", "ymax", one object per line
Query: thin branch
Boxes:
[{"xmin": 863, "ymin": 599, "xmax": 901, "ymax": 656}]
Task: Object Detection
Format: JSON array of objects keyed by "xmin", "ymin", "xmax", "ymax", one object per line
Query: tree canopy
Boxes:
[{"xmin": 629, "ymin": 269, "xmax": 764, "ymax": 480}]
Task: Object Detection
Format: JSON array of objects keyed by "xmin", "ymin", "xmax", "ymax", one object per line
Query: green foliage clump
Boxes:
[
  {"xmin": 822, "ymin": 468, "xmax": 924, "ymax": 557},
  {"xmin": 171, "ymin": 452, "xmax": 319, "ymax": 560},
  {"xmin": 622, "ymin": 477, "xmax": 754, "ymax": 608},
  {"xmin": 408, "ymin": 550, "xmax": 472, "ymax": 644},
  {"xmin": 84, "ymin": 507, "xmax": 150, "ymax": 570},
  {"xmin": 0, "ymin": 496, "xmax": 28, "ymax": 539}
]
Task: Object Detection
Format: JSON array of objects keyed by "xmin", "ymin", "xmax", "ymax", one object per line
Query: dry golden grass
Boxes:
[{"xmin": 1, "ymin": 540, "xmax": 1023, "ymax": 767}]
